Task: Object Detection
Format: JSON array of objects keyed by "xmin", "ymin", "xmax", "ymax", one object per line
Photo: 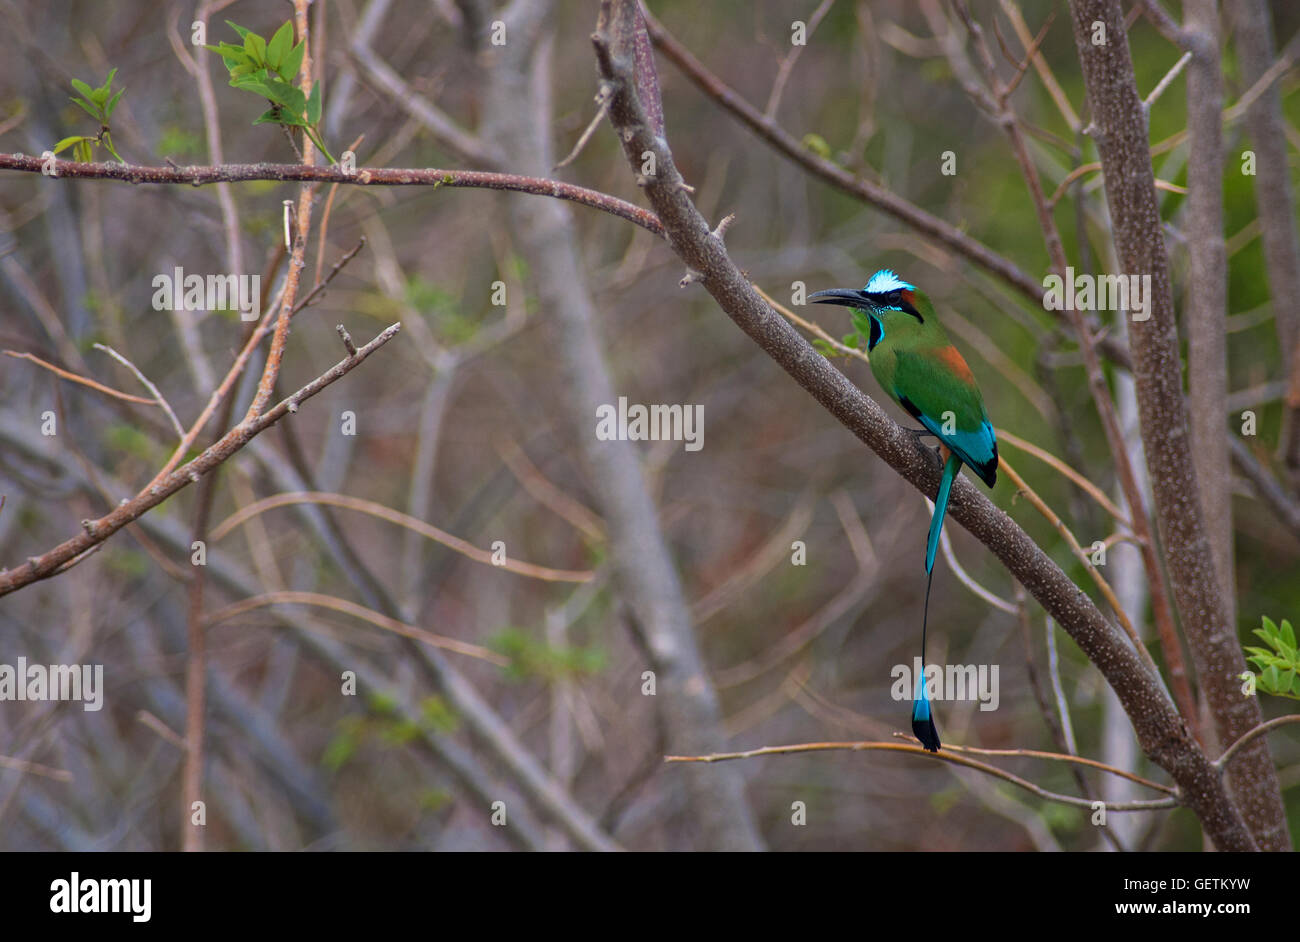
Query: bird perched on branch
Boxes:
[{"xmin": 810, "ymin": 270, "xmax": 998, "ymax": 752}]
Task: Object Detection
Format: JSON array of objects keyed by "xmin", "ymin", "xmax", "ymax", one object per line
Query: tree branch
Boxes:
[
  {"xmin": 665, "ymin": 739, "xmax": 1180, "ymax": 812},
  {"xmin": 0, "ymin": 154, "xmax": 665, "ymax": 237},
  {"xmin": 1068, "ymin": 0, "xmax": 1287, "ymax": 851},
  {"xmin": 0, "ymin": 323, "xmax": 402, "ymax": 597},
  {"xmin": 594, "ymin": 0, "xmax": 1258, "ymax": 852}
]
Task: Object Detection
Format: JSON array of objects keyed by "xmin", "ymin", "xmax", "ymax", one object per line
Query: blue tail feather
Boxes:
[
  {"xmin": 912, "ymin": 669, "xmax": 941, "ymax": 752},
  {"xmin": 925, "ymin": 452, "xmax": 962, "ymax": 574}
]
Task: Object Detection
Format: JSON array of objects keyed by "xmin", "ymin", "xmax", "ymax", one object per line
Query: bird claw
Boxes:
[{"xmin": 905, "ymin": 427, "xmax": 943, "ymax": 459}]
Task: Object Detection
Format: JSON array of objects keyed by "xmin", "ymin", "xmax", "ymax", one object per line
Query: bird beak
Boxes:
[{"xmin": 808, "ymin": 287, "xmax": 873, "ymax": 309}]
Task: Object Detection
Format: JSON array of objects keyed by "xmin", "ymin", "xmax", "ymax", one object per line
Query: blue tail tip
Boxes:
[
  {"xmin": 911, "ymin": 684, "xmax": 941, "ymax": 752},
  {"xmin": 912, "ymin": 713, "xmax": 941, "ymax": 752}
]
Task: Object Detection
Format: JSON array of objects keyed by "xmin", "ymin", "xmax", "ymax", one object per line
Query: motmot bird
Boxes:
[{"xmin": 810, "ymin": 270, "xmax": 998, "ymax": 753}]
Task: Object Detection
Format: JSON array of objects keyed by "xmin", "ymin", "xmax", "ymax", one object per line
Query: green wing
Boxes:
[{"xmin": 890, "ymin": 349, "xmax": 988, "ymax": 431}]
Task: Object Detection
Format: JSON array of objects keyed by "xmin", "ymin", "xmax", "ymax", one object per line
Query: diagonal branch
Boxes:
[
  {"xmin": 0, "ymin": 323, "xmax": 402, "ymax": 597},
  {"xmin": 593, "ymin": 0, "xmax": 1256, "ymax": 852},
  {"xmin": 947, "ymin": 0, "xmax": 1196, "ymax": 736}
]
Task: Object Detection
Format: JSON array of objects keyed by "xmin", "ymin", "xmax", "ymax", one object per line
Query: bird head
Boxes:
[{"xmin": 809, "ymin": 269, "xmax": 926, "ymax": 350}]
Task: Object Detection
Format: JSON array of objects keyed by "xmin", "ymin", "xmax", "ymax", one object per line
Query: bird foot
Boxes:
[{"xmin": 906, "ymin": 427, "xmax": 944, "ymax": 460}]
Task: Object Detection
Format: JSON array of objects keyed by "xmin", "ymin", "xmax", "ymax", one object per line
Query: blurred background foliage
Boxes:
[{"xmin": 0, "ymin": 0, "xmax": 1296, "ymax": 850}]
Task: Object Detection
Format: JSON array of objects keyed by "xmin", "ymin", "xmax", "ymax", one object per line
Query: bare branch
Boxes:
[
  {"xmin": 0, "ymin": 323, "xmax": 402, "ymax": 597},
  {"xmin": 1215, "ymin": 716, "xmax": 1300, "ymax": 772},
  {"xmin": 204, "ymin": 590, "xmax": 509, "ymax": 665},
  {"xmin": 1069, "ymin": 0, "xmax": 1287, "ymax": 850},
  {"xmin": 92, "ymin": 342, "xmax": 185, "ymax": 440},
  {"xmin": 595, "ymin": 0, "xmax": 1256, "ymax": 851},
  {"xmin": 0, "ymin": 154, "xmax": 666, "ymax": 237},
  {"xmin": 665, "ymin": 739, "xmax": 1179, "ymax": 811},
  {"xmin": 210, "ymin": 490, "xmax": 595, "ymax": 583},
  {"xmin": 3, "ymin": 349, "xmax": 154, "ymax": 405}
]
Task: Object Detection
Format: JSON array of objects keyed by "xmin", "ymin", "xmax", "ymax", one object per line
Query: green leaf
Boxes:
[
  {"xmin": 266, "ymin": 20, "xmax": 294, "ymax": 71},
  {"xmin": 252, "ymin": 107, "xmax": 305, "ymax": 130},
  {"xmin": 841, "ymin": 333, "xmax": 859, "ymax": 349},
  {"xmin": 1280, "ymin": 670, "xmax": 1296, "ymax": 695},
  {"xmin": 69, "ymin": 96, "xmax": 101, "ymax": 122},
  {"xmin": 306, "ymin": 80, "xmax": 322, "ymax": 125},
  {"xmin": 99, "ymin": 67, "xmax": 118, "ymax": 93},
  {"xmin": 204, "ymin": 43, "xmax": 248, "ymax": 63},
  {"xmin": 70, "ymin": 78, "xmax": 95, "ymax": 100},
  {"xmin": 243, "ymin": 30, "xmax": 267, "ymax": 66},
  {"xmin": 1263, "ymin": 664, "xmax": 1281, "ymax": 691},
  {"xmin": 225, "ymin": 20, "xmax": 252, "ymax": 40},
  {"xmin": 1281, "ymin": 619, "xmax": 1296, "ymax": 650},
  {"xmin": 52, "ymin": 135, "xmax": 85, "ymax": 155},
  {"xmin": 261, "ymin": 78, "xmax": 306, "ymax": 114},
  {"xmin": 231, "ymin": 76, "xmax": 277, "ymax": 99},
  {"xmin": 104, "ymin": 88, "xmax": 124, "ymax": 119},
  {"xmin": 280, "ymin": 40, "xmax": 305, "ymax": 80}
]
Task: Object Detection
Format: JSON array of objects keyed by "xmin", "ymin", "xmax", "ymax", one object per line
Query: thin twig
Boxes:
[
  {"xmin": 204, "ymin": 590, "xmax": 509, "ymax": 665},
  {"xmin": 950, "ymin": 0, "xmax": 1196, "ymax": 732},
  {"xmin": 314, "ymin": 133, "xmax": 365, "ymax": 284},
  {"xmin": 1214, "ymin": 715, "xmax": 1300, "ymax": 771},
  {"xmin": 934, "ymin": 505, "xmax": 1018, "ymax": 614},
  {"xmin": 998, "ymin": 0, "xmax": 1080, "ymax": 130},
  {"xmin": 495, "ymin": 439, "xmax": 605, "ymax": 541},
  {"xmin": 135, "ymin": 710, "xmax": 188, "ymax": 751},
  {"xmin": 752, "ymin": 283, "xmax": 870, "ymax": 363},
  {"xmin": 944, "ymin": 741, "xmax": 1175, "ymax": 793},
  {"xmin": 295, "ymin": 237, "xmax": 368, "ymax": 313},
  {"xmin": 997, "ymin": 427, "xmax": 1132, "ymax": 525},
  {"xmin": 1045, "ymin": 615, "xmax": 1078, "ymax": 754},
  {"xmin": 1144, "ymin": 50, "xmax": 1192, "ymax": 109},
  {"xmin": 3, "ymin": 350, "xmax": 153, "ymax": 405},
  {"xmin": 665, "ymin": 740, "xmax": 1179, "ymax": 811},
  {"xmin": 209, "ymin": 490, "xmax": 595, "ymax": 583},
  {"xmin": 594, "ymin": 0, "xmax": 1241, "ymax": 847},
  {"xmin": 0, "ymin": 323, "xmax": 402, "ymax": 597},
  {"xmin": 554, "ymin": 83, "xmax": 613, "ymax": 170},
  {"xmin": 764, "ymin": 0, "xmax": 836, "ymax": 119},
  {"xmin": 999, "ymin": 456, "xmax": 1161, "ymax": 681},
  {"xmin": 92, "ymin": 343, "xmax": 185, "ymax": 440},
  {"xmin": 638, "ymin": 7, "xmax": 1047, "ymax": 307},
  {"xmin": 0, "ymin": 754, "xmax": 73, "ymax": 782}
]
